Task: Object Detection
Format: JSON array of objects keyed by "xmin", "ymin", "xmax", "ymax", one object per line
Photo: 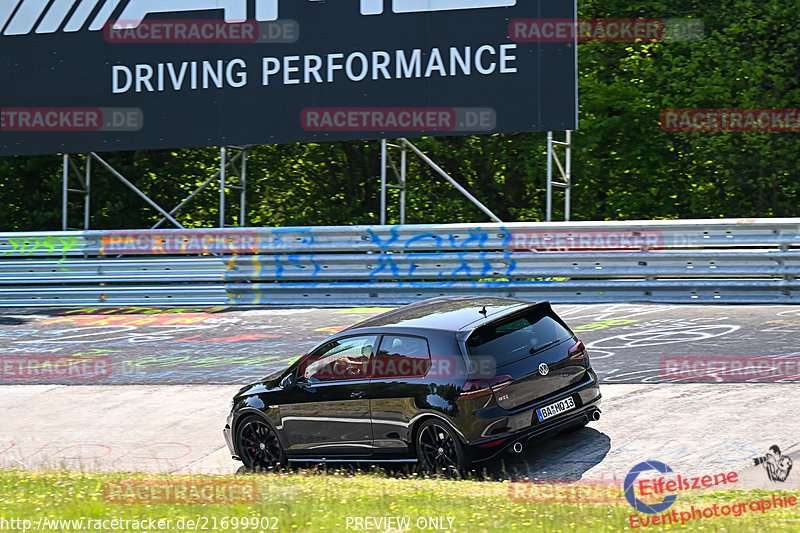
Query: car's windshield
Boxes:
[{"xmin": 467, "ymin": 310, "xmax": 573, "ymax": 367}]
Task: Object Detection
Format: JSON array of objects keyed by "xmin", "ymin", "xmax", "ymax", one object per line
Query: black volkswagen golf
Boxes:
[{"xmin": 223, "ymin": 296, "xmax": 601, "ymax": 474}]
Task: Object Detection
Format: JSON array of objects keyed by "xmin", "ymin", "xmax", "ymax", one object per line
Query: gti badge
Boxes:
[{"xmin": 538, "ymin": 363, "xmax": 549, "ymax": 376}]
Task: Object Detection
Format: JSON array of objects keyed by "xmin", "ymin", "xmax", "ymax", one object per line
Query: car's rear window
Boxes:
[{"xmin": 466, "ymin": 310, "xmax": 573, "ymax": 366}]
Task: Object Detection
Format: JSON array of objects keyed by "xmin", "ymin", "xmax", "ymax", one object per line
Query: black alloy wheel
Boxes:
[
  {"xmin": 236, "ymin": 416, "xmax": 285, "ymax": 472},
  {"xmin": 415, "ymin": 419, "xmax": 468, "ymax": 476}
]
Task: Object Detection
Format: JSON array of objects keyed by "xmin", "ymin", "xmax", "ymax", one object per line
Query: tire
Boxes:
[
  {"xmin": 415, "ymin": 419, "xmax": 469, "ymax": 476},
  {"xmin": 235, "ymin": 415, "xmax": 286, "ymax": 472}
]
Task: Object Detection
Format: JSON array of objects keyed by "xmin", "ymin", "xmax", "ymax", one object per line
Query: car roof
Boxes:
[{"xmin": 343, "ymin": 296, "xmax": 538, "ymax": 333}]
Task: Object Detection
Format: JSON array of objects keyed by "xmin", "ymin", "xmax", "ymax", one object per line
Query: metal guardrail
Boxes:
[{"xmin": 1, "ymin": 218, "xmax": 799, "ymax": 305}]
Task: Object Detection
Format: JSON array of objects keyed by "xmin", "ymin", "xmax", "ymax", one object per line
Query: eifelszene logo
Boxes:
[
  {"xmin": 624, "ymin": 461, "xmax": 679, "ymax": 514},
  {"xmin": 624, "ymin": 460, "xmax": 739, "ymax": 514},
  {"xmin": 0, "ymin": 0, "xmax": 517, "ymax": 36}
]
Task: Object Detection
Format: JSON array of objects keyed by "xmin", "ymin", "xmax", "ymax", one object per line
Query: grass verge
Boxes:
[{"xmin": 0, "ymin": 468, "xmax": 798, "ymax": 532}]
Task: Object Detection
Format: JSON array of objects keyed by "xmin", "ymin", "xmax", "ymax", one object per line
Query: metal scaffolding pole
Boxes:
[
  {"xmin": 240, "ymin": 147, "xmax": 247, "ymax": 226},
  {"xmin": 62, "ymin": 149, "xmax": 248, "ymax": 231},
  {"xmin": 400, "ymin": 143, "xmax": 407, "ymax": 225},
  {"xmin": 546, "ymin": 130, "xmax": 573, "ymax": 222},
  {"xmin": 84, "ymin": 154, "xmax": 91, "ymax": 229},
  {"xmin": 220, "ymin": 147, "xmax": 227, "ymax": 228},
  {"xmin": 380, "ymin": 139, "xmax": 387, "ymax": 225},
  {"xmin": 62, "ymin": 155, "xmax": 68, "ymax": 231},
  {"xmin": 62, "ymin": 154, "xmax": 91, "ymax": 231},
  {"xmin": 565, "ymin": 130, "xmax": 572, "ymax": 221},
  {"xmin": 399, "ymin": 138, "xmax": 502, "ymax": 223},
  {"xmin": 151, "ymin": 149, "xmax": 246, "ymax": 229},
  {"xmin": 91, "ymin": 152, "xmax": 184, "ymax": 229},
  {"xmin": 546, "ymin": 132, "xmax": 553, "ymax": 222}
]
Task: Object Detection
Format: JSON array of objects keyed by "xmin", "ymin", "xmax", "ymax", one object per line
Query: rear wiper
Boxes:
[{"xmin": 529, "ymin": 339, "xmax": 562, "ymax": 354}]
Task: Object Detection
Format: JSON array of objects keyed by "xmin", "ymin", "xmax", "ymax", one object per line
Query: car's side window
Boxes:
[
  {"xmin": 301, "ymin": 335, "xmax": 378, "ymax": 382},
  {"xmin": 374, "ymin": 334, "xmax": 431, "ymax": 379}
]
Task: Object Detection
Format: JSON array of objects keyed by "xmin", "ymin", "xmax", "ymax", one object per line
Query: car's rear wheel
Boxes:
[
  {"xmin": 415, "ymin": 419, "xmax": 469, "ymax": 476},
  {"xmin": 235, "ymin": 415, "xmax": 286, "ymax": 472}
]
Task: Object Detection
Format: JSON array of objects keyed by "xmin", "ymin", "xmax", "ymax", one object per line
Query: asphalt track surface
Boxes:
[
  {"xmin": 1, "ymin": 303, "xmax": 800, "ymax": 385},
  {"xmin": 1, "ymin": 304, "xmax": 798, "ymax": 488}
]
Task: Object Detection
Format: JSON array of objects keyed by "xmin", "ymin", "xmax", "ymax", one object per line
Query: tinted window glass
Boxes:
[
  {"xmin": 374, "ymin": 335, "xmax": 431, "ymax": 379},
  {"xmin": 467, "ymin": 312, "xmax": 572, "ymax": 366},
  {"xmin": 301, "ymin": 335, "xmax": 378, "ymax": 381}
]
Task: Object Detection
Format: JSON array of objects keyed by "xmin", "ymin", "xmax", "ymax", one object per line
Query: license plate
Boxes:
[{"xmin": 536, "ymin": 396, "xmax": 576, "ymax": 422}]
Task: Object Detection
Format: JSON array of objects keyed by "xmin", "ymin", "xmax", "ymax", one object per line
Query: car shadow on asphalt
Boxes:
[
  {"xmin": 234, "ymin": 427, "xmax": 611, "ymax": 483},
  {"xmin": 482, "ymin": 427, "xmax": 611, "ymax": 481}
]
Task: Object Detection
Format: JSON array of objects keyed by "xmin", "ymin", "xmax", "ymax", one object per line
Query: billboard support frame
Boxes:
[
  {"xmin": 90, "ymin": 151, "xmax": 185, "ymax": 229},
  {"xmin": 546, "ymin": 130, "xmax": 572, "ymax": 222},
  {"xmin": 151, "ymin": 146, "xmax": 250, "ymax": 229},
  {"xmin": 219, "ymin": 145, "xmax": 249, "ymax": 228},
  {"xmin": 61, "ymin": 154, "xmax": 91, "ymax": 231},
  {"xmin": 380, "ymin": 138, "xmax": 503, "ymax": 225},
  {"xmin": 380, "ymin": 139, "xmax": 408, "ymax": 225},
  {"xmin": 61, "ymin": 147, "xmax": 251, "ymax": 231}
]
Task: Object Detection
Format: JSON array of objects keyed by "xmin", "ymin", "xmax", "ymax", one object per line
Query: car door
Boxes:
[
  {"xmin": 369, "ymin": 333, "xmax": 433, "ymax": 456},
  {"xmin": 279, "ymin": 334, "xmax": 377, "ymax": 457}
]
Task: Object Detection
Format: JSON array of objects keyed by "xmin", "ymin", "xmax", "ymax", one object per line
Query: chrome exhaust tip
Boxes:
[
  {"xmin": 511, "ymin": 442, "xmax": 523, "ymax": 454},
  {"xmin": 591, "ymin": 410, "xmax": 601, "ymax": 421}
]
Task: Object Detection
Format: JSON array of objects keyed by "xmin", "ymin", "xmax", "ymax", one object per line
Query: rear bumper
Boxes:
[{"xmin": 466, "ymin": 372, "xmax": 601, "ymax": 463}]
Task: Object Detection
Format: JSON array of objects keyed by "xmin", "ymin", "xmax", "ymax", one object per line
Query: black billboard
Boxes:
[{"xmin": 0, "ymin": 0, "xmax": 577, "ymax": 156}]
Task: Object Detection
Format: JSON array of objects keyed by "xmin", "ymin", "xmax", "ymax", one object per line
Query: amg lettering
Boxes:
[{"xmin": 1, "ymin": 0, "xmax": 517, "ymax": 36}]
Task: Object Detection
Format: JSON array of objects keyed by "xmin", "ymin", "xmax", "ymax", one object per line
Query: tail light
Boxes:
[
  {"xmin": 478, "ymin": 437, "xmax": 509, "ymax": 448},
  {"xmin": 459, "ymin": 374, "xmax": 513, "ymax": 400},
  {"xmin": 568, "ymin": 340, "xmax": 588, "ymax": 360}
]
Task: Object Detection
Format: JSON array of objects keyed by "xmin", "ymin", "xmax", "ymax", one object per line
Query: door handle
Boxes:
[{"xmin": 351, "ymin": 391, "xmax": 366, "ymax": 399}]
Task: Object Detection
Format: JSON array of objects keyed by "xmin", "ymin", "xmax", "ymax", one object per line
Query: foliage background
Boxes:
[{"xmin": 1, "ymin": 0, "xmax": 798, "ymax": 230}]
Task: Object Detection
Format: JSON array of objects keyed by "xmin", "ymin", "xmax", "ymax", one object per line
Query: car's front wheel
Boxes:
[
  {"xmin": 415, "ymin": 419, "xmax": 469, "ymax": 476},
  {"xmin": 235, "ymin": 415, "xmax": 286, "ymax": 472}
]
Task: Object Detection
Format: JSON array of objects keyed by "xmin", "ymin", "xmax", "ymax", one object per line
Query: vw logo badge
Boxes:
[{"xmin": 538, "ymin": 363, "xmax": 549, "ymax": 376}]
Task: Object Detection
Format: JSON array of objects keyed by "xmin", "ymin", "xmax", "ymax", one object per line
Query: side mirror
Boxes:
[{"xmin": 280, "ymin": 372, "xmax": 296, "ymax": 390}]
